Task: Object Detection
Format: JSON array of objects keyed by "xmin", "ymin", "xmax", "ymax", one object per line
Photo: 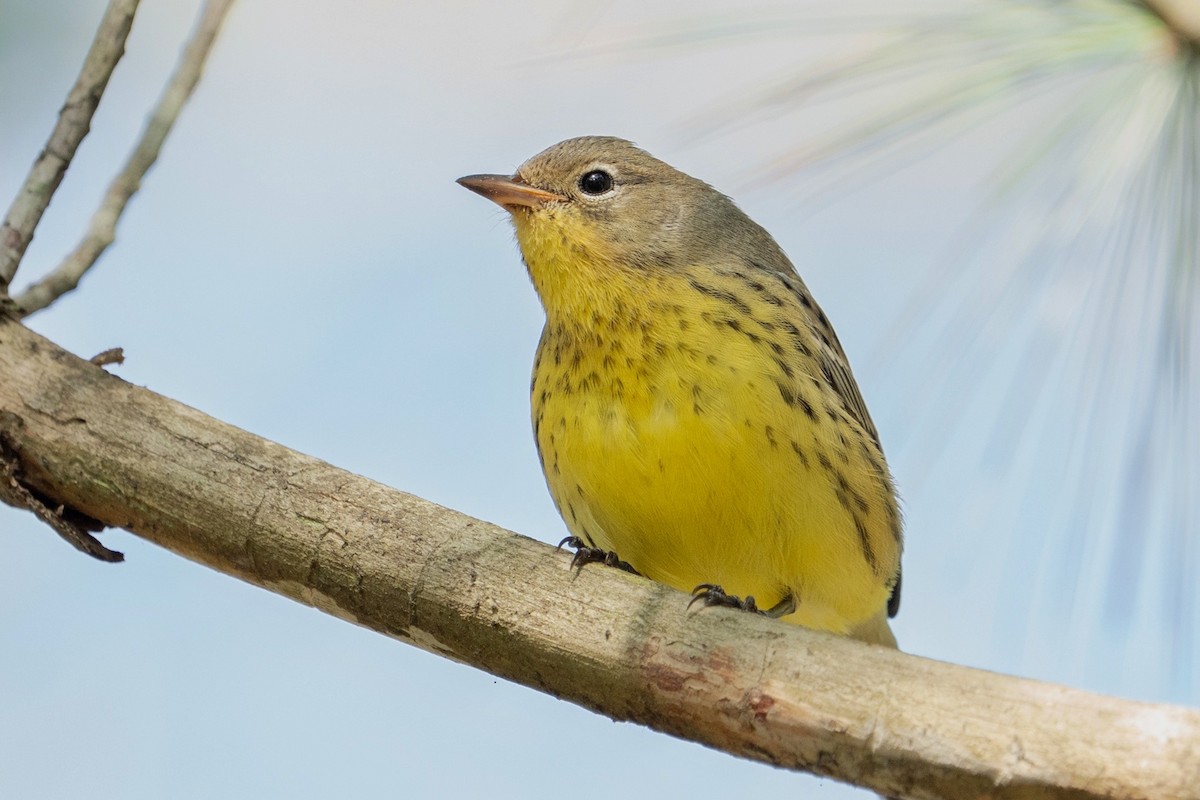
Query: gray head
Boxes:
[{"xmin": 459, "ymin": 136, "xmax": 792, "ymax": 274}]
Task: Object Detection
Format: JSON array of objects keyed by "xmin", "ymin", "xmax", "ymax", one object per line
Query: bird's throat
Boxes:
[{"xmin": 513, "ymin": 212, "xmax": 663, "ymax": 332}]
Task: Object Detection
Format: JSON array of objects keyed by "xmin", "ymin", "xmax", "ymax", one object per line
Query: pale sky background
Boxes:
[{"xmin": 0, "ymin": 2, "xmax": 1190, "ymax": 799}]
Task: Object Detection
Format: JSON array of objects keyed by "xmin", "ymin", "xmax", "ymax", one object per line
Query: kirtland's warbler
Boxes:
[{"xmin": 459, "ymin": 137, "xmax": 902, "ymax": 647}]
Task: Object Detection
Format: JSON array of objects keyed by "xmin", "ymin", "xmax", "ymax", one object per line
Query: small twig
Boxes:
[
  {"xmin": 0, "ymin": 0, "xmax": 140, "ymax": 296},
  {"xmin": 0, "ymin": 421, "xmax": 123, "ymax": 563},
  {"xmin": 90, "ymin": 347, "xmax": 125, "ymax": 367},
  {"xmin": 88, "ymin": 345, "xmax": 124, "ymax": 367},
  {"xmin": 15, "ymin": 0, "xmax": 238, "ymax": 317}
]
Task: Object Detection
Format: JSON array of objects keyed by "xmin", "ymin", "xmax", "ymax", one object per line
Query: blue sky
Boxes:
[{"xmin": 1, "ymin": 2, "xmax": 1190, "ymax": 799}]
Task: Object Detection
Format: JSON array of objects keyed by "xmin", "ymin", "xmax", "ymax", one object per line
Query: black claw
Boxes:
[
  {"xmin": 558, "ymin": 536, "xmax": 639, "ymax": 575},
  {"xmin": 689, "ymin": 583, "xmax": 760, "ymax": 613}
]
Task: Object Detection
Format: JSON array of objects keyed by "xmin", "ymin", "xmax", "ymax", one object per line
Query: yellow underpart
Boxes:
[{"xmin": 515, "ymin": 208, "xmax": 899, "ymax": 639}]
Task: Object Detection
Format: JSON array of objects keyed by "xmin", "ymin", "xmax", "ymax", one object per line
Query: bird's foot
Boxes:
[
  {"xmin": 558, "ymin": 536, "xmax": 639, "ymax": 575},
  {"xmin": 689, "ymin": 584, "xmax": 795, "ymax": 618},
  {"xmin": 689, "ymin": 583, "xmax": 760, "ymax": 613}
]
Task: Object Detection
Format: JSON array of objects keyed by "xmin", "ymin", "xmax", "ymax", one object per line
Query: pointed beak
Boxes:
[{"xmin": 457, "ymin": 174, "xmax": 566, "ymax": 210}]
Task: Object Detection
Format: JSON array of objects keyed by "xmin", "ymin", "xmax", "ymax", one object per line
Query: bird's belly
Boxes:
[{"xmin": 533, "ymin": 353, "xmax": 890, "ymax": 633}]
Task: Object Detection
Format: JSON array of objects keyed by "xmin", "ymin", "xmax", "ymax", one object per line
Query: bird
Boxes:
[{"xmin": 458, "ymin": 136, "xmax": 902, "ymax": 647}]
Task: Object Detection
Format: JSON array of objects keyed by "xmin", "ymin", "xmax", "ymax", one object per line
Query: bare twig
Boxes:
[
  {"xmin": 89, "ymin": 347, "xmax": 125, "ymax": 366},
  {"xmin": 1, "ymin": 319, "xmax": 1197, "ymax": 800},
  {"xmin": 0, "ymin": 413, "xmax": 123, "ymax": 562},
  {"xmin": 0, "ymin": 0, "xmax": 140, "ymax": 295},
  {"xmin": 14, "ymin": 0, "xmax": 238, "ymax": 317}
]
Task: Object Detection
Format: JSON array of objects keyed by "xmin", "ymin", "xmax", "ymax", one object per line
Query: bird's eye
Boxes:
[{"xmin": 578, "ymin": 170, "xmax": 614, "ymax": 195}]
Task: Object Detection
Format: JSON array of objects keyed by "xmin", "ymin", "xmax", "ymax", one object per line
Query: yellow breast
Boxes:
[{"xmin": 519, "ymin": 213, "xmax": 900, "ymax": 637}]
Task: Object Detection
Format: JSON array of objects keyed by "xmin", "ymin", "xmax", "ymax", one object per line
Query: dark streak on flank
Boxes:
[
  {"xmin": 688, "ymin": 278, "xmax": 752, "ymax": 315},
  {"xmin": 790, "ymin": 440, "xmax": 810, "ymax": 468},
  {"xmin": 776, "ymin": 382, "xmax": 795, "ymax": 406},
  {"xmin": 738, "ymin": 267, "xmax": 785, "ymax": 306},
  {"xmin": 835, "ymin": 470, "xmax": 870, "ymax": 515},
  {"xmin": 798, "ymin": 395, "xmax": 816, "ymax": 421},
  {"xmin": 709, "ymin": 314, "xmax": 773, "ymax": 354},
  {"xmin": 884, "ymin": 494, "xmax": 901, "ymax": 537},
  {"xmin": 780, "ymin": 320, "xmax": 812, "ymax": 357},
  {"xmin": 854, "ymin": 516, "xmax": 878, "ymax": 574}
]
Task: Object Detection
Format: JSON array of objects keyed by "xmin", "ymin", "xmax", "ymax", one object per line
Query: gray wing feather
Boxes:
[{"xmin": 819, "ymin": 346, "xmax": 881, "ymax": 449}]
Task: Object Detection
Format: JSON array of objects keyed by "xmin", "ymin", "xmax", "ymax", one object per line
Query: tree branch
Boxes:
[
  {"xmin": 13, "ymin": 0, "xmax": 237, "ymax": 317},
  {"xmin": 0, "ymin": 417, "xmax": 122, "ymax": 561},
  {"xmin": 0, "ymin": 0, "xmax": 140, "ymax": 296},
  {"xmin": 1, "ymin": 319, "xmax": 1196, "ymax": 800}
]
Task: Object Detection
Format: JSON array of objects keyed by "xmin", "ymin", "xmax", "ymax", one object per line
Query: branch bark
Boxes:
[
  {"xmin": 0, "ymin": 430, "xmax": 121, "ymax": 561},
  {"xmin": 0, "ymin": 0, "xmax": 140, "ymax": 295},
  {"xmin": 1, "ymin": 318, "xmax": 1196, "ymax": 800},
  {"xmin": 13, "ymin": 0, "xmax": 237, "ymax": 317}
]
